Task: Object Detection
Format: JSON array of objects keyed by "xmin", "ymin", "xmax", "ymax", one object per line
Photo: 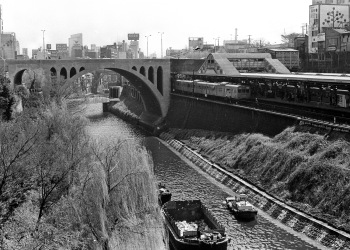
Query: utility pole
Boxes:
[
  {"xmin": 41, "ymin": 29, "xmax": 45, "ymax": 59},
  {"xmin": 158, "ymin": 32, "xmax": 164, "ymax": 58},
  {"xmin": 145, "ymin": 35, "xmax": 151, "ymax": 58},
  {"xmin": 248, "ymin": 35, "xmax": 252, "ymax": 47}
]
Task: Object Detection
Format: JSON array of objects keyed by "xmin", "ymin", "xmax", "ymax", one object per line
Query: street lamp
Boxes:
[
  {"xmin": 145, "ymin": 35, "xmax": 151, "ymax": 58},
  {"xmin": 41, "ymin": 29, "xmax": 46, "ymax": 59},
  {"xmin": 158, "ymin": 32, "xmax": 164, "ymax": 58}
]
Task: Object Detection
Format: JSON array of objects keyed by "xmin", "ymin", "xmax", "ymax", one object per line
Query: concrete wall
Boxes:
[{"xmin": 166, "ymin": 94, "xmax": 297, "ymax": 136}]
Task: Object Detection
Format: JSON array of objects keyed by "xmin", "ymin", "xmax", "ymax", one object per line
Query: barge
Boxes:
[{"xmin": 162, "ymin": 200, "xmax": 229, "ymax": 250}]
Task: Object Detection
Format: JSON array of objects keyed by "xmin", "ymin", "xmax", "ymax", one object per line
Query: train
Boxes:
[
  {"xmin": 173, "ymin": 72, "xmax": 350, "ymax": 109},
  {"xmin": 173, "ymin": 79, "xmax": 251, "ymax": 100}
]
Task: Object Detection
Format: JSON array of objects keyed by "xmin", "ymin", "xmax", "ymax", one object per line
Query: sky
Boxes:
[{"xmin": 2, "ymin": 0, "xmax": 311, "ymax": 57}]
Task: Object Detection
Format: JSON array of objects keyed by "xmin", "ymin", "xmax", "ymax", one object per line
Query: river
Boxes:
[{"xmin": 84, "ymin": 103, "xmax": 326, "ymax": 250}]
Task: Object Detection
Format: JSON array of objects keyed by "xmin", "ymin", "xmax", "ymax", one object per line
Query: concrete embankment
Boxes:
[
  {"xmin": 166, "ymin": 94, "xmax": 298, "ymax": 136},
  {"xmin": 158, "ymin": 132, "xmax": 350, "ymax": 250}
]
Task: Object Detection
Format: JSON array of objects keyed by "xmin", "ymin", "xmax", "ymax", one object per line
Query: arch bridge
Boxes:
[{"xmin": 4, "ymin": 59, "xmax": 171, "ymax": 122}]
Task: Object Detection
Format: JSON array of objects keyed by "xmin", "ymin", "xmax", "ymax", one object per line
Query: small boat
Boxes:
[
  {"xmin": 162, "ymin": 200, "xmax": 229, "ymax": 250},
  {"xmin": 158, "ymin": 182, "xmax": 172, "ymax": 205},
  {"xmin": 225, "ymin": 194, "xmax": 258, "ymax": 221}
]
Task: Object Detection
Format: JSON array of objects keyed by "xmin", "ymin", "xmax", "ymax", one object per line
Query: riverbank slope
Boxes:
[{"xmin": 167, "ymin": 126, "xmax": 350, "ymax": 233}]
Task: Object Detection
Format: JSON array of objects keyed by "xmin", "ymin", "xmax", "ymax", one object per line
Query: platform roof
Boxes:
[{"xmin": 211, "ymin": 53, "xmax": 272, "ymax": 59}]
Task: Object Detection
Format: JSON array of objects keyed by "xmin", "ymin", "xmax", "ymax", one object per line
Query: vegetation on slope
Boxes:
[
  {"xmin": 0, "ymin": 80, "xmax": 167, "ymax": 249},
  {"xmin": 169, "ymin": 127, "xmax": 350, "ymax": 232}
]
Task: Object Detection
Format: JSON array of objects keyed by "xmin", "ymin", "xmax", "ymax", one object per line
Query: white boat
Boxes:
[{"xmin": 225, "ymin": 194, "xmax": 258, "ymax": 221}]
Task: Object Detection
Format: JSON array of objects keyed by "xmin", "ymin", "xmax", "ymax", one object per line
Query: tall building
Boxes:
[
  {"xmin": 309, "ymin": 0, "xmax": 350, "ymax": 53},
  {"xmin": 1, "ymin": 32, "xmax": 17, "ymax": 59},
  {"xmin": 68, "ymin": 33, "xmax": 83, "ymax": 57},
  {"xmin": 22, "ymin": 48, "xmax": 28, "ymax": 57},
  {"xmin": 129, "ymin": 40, "xmax": 139, "ymax": 59}
]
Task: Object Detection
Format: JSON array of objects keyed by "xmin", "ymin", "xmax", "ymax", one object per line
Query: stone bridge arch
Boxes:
[
  {"xmin": 5, "ymin": 58, "xmax": 172, "ymax": 122},
  {"xmin": 68, "ymin": 66, "xmax": 164, "ymax": 117}
]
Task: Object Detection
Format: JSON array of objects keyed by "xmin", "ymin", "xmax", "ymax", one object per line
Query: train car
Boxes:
[
  {"xmin": 174, "ymin": 79, "xmax": 192, "ymax": 93},
  {"xmin": 193, "ymin": 81, "xmax": 208, "ymax": 96},
  {"xmin": 217, "ymin": 82, "xmax": 229, "ymax": 98},
  {"xmin": 337, "ymin": 89, "xmax": 350, "ymax": 108},
  {"xmin": 237, "ymin": 85, "xmax": 250, "ymax": 99},
  {"xmin": 206, "ymin": 82, "xmax": 220, "ymax": 97},
  {"xmin": 224, "ymin": 84, "xmax": 251, "ymax": 100}
]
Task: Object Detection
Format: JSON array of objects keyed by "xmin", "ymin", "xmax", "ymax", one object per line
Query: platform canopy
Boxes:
[{"xmin": 198, "ymin": 53, "xmax": 290, "ymax": 75}]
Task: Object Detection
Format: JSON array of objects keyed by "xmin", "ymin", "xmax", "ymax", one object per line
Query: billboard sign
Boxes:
[
  {"xmin": 128, "ymin": 33, "xmax": 139, "ymax": 40},
  {"xmin": 316, "ymin": 33, "xmax": 325, "ymax": 42},
  {"xmin": 46, "ymin": 44, "xmax": 51, "ymax": 50}
]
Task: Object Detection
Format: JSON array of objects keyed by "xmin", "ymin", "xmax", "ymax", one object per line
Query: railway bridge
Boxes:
[{"xmin": 3, "ymin": 58, "xmax": 176, "ymax": 122}]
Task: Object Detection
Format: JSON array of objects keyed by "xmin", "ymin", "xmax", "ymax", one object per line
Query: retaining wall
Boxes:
[{"xmin": 159, "ymin": 132, "xmax": 350, "ymax": 250}]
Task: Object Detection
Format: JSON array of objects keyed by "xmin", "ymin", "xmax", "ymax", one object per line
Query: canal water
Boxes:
[{"xmin": 85, "ymin": 103, "xmax": 325, "ymax": 250}]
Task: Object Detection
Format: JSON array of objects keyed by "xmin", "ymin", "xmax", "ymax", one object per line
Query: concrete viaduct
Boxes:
[{"xmin": 3, "ymin": 58, "xmax": 179, "ymax": 124}]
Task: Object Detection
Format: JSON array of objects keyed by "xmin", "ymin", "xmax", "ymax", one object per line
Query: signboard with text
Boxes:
[
  {"xmin": 128, "ymin": 33, "xmax": 139, "ymax": 40},
  {"xmin": 316, "ymin": 33, "xmax": 325, "ymax": 42}
]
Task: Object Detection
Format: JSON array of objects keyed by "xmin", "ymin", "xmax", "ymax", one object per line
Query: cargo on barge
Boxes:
[{"xmin": 162, "ymin": 200, "xmax": 229, "ymax": 250}]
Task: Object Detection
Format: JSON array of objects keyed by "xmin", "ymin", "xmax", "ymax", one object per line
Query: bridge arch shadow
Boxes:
[{"xmin": 14, "ymin": 69, "xmax": 26, "ymax": 85}]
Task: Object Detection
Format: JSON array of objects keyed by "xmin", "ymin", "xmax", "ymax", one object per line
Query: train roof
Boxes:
[
  {"xmin": 240, "ymin": 72, "xmax": 350, "ymax": 84},
  {"xmin": 188, "ymin": 72, "xmax": 350, "ymax": 85}
]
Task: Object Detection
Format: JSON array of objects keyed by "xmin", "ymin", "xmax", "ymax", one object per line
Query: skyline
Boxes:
[{"xmin": 2, "ymin": 0, "xmax": 310, "ymax": 57}]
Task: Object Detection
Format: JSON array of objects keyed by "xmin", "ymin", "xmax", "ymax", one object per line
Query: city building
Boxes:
[
  {"xmin": 189, "ymin": 37, "xmax": 203, "ymax": 50},
  {"xmin": 259, "ymin": 48, "xmax": 300, "ymax": 71},
  {"xmin": 129, "ymin": 40, "xmax": 139, "ymax": 59},
  {"xmin": 32, "ymin": 49, "xmax": 38, "ymax": 59},
  {"xmin": 128, "ymin": 33, "xmax": 139, "ymax": 59},
  {"xmin": 68, "ymin": 33, "xmax": 83, "ymax": 57},
  {"xmin": 223, "ymin": 40, "xmax": 249, "ymax": 53},
  {"xmin": 323, "ymin": 27, "xmax": 350, "ymax": 52},
  {"xmin": 1, "ymin": 32, "xmax": 17, "ymax": 59},
  {"xmin": 91, "ymin": 44, "xmax": 98, "ymax": 52},
  {"xmin": 22, "ymin": 48, "xmax": 28, "ymax": 57},
  {"xmin": 309, "ymin": 0, "xmax": 350, "ymax": 53},
  {"xmin": 100, "ymin": 44, "xmax": 118, "ymax": 59},
  {"xmin": 16, "ymin": 48, "xmax": 29, "ymax": 60}
]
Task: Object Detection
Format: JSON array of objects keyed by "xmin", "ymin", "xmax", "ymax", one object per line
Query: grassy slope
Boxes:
[{"xmin": 169, "ymin": 127, "xmax": 350, "ymax": 232}]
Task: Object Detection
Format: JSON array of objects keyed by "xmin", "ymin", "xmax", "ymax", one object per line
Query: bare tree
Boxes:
[{"xmin": 281, "ymin": 32, "xmax": 302, "ymax": 47}]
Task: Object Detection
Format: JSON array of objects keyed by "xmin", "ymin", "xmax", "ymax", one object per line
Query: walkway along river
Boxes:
[{"xmin": 85, "ymin": 103, "xmax": 327, "ymax": 250}]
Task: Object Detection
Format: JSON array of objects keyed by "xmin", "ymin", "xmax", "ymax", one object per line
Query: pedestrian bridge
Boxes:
[{"xmin": 4, "ymin": 58, "xmax": 173, "ymax": 121}]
